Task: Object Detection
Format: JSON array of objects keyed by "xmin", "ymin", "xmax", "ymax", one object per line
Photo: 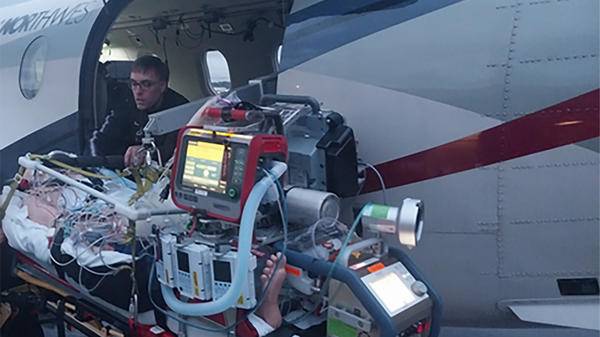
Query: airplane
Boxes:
[{"xmin": 0, "ymin": 0, "xmax": 598, "ymax": 333}]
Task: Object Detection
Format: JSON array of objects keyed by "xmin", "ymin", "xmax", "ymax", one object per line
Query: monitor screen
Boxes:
[
  {"xmin": 182, "ymin": 140, "xmax": 227, "ymax": 194},
  {"xmin": 366, "ymin": 272, "xmax": 416, "ymax": 315},
  {"xmin": 213, "ymin": 260, "xmax": 232, "ymax": 283},
  {"xmin": 177, "ymin": 251, "xmax": 190, "ymax": 273}
]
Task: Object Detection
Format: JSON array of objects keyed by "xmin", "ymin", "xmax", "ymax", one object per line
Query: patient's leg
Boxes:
[{"xmin": 256, "ymin": 253, "xmax": 287, "ymax": 329}]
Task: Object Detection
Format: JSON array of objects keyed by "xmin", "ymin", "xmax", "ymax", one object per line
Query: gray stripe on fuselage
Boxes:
[{"xmin": 281, "ymin": 0, "xmax": 462, "ymax": 69}]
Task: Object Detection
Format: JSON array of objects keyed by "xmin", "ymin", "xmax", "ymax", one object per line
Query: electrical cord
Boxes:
[
  {"xmin": 359, "ymin": 161, "xmax": 387, "ymax": 205},
  {"xmin": 50, "ymin": 233, "xmax": 118, "ymax": 267}
]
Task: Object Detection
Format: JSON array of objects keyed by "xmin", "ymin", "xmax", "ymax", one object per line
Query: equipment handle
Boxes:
[
  {"xmin": 260, "ymin": 94, "xmax": 320, "ymax": 115},
  {"xmin": 280, "ymin": 247, "xmax": 398, "ymax": 337}
]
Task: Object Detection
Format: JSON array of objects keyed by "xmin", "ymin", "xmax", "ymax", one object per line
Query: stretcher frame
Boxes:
[{"xmin": 7, "ymin": 155, "xmax": 188, "ymax": 337}]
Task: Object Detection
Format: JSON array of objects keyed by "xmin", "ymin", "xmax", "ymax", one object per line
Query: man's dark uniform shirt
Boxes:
[{"xmin": 91, "ymin": 88, "xmax": 188, "ymax": 160}]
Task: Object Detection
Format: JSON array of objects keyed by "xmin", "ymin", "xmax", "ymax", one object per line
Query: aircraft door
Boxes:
[{"xmin": 0, "ymin": 0, "xmax": 113, "ymax": 182}]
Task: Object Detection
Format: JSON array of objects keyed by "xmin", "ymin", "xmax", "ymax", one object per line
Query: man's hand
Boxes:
[
  {"xmin": 124, "ymin": 145, "xmax": 146, "ymax": 167},
  {"xmin": 0, "ymin": 302, "xmax": 11, "ymax": 328}
]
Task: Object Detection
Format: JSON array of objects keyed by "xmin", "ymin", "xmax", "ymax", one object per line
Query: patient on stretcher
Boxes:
[
  {"xmin": 0, "ymin": 164, "xmax": 287, "ymax": 336},
  {"xmin": 1, "ymin": 169, "xmax": 167, "ymax": 264}
]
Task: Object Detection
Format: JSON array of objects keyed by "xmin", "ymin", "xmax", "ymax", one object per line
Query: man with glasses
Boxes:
[{"xmin": 91, "ymin": 55, "xmax": 188, "ymax": 166}]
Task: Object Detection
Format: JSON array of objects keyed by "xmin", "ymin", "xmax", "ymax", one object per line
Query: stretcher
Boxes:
[
  {"xmin": 1, "ymin": 155, "xmax": 312, "ymax": 337},
  {"xmin": 1, "ymin": 154, "xmax": 186, "ymax": 337}
]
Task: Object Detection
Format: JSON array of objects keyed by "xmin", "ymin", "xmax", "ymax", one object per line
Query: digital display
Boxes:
[
  {"xmin": 177, "ymin": 251, "xmax": 190, "ymax": 273},
  {"xmin": 182, "ymin": 140, "xmax": 227, "ymax": 194},
  {"xmin": 367, "ymin": 272, "xmax": 416, "ymax": 315},
  {"xmin": 213, "ymin": 260, "xmax": 232, "ymax": 283}
]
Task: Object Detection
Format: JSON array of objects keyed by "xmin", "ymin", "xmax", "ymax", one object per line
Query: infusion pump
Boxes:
[{"xmin": 155, "ymin": 233, "xmax": 257, "ymax": 309}]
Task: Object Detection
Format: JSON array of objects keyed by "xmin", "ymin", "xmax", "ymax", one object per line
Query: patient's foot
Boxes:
[{"xmin": 256, "ymin": 252, "xmax": 287, "ymax": 329}]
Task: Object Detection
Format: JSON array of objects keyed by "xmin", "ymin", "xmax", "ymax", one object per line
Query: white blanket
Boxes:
[{"xmin": 1, "ymin": 173, "xmax": 188, "ymax": 268}]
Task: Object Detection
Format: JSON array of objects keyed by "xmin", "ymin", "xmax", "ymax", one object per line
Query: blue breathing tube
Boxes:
[{"xmin": 161, "ymin": 161, "xmax": 287, "ymax": 316}]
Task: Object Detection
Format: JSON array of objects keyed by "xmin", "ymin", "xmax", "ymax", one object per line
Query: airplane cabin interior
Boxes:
[{"xmin": 86, "ymin": 0, "xmax": 291, "ymax": 148}]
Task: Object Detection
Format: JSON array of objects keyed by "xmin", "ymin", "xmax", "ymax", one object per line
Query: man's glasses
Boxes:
[{"xmin": 129, "ymin": 79, "xmax": 159, "ymax": 90}]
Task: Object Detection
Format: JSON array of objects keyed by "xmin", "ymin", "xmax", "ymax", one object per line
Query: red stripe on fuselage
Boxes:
[{"xmin": 363, "ymin": 89, "xmax": 600, "ymax": 193}]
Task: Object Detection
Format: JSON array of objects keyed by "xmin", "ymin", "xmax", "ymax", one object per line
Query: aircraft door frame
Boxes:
[{"xmin": 78, "ymin": 0, "xmax": 132, "ymax": 154}]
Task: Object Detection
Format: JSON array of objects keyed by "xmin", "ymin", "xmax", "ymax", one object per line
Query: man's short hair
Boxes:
[{"xmin": 131, "ymin": 55, "xmax": 169, "ymax": 83}]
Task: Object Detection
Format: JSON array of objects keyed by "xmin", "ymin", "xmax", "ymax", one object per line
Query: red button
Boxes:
[{"xmin": 416, "ymin": 323, "xmax": 424, "ymax": 334}]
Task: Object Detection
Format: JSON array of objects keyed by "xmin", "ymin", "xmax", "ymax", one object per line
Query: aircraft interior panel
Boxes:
[{"xmin": 98, "ymin": 0, "xmax": 289, "ymax": 100}]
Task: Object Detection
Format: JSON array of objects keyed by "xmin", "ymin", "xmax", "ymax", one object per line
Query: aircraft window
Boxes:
[
  {"xmin": 205, "ymin": 50, "xmax": 231, "ymax": 94},
  {"xmin": 19, "ymin": 36, "xmax": 48, "ymax": 99}
]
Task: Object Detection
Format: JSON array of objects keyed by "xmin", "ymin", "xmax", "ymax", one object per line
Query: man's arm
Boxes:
[
  {"xmin": 155, "ymin": 131, "xmax": 178, "ymax": 164},
  {"xmin": 90, "ymin": 111, "xmax": 130, "ymax": 156},
  {"xmin": 148, "ymin": 89, "xmax": 193, "ymax": 163}
]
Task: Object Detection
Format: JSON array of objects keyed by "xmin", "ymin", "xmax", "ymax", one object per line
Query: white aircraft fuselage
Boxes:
[{"xmin": 0, "ymin": 0, "xmax": 598, "ymax": 331}]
